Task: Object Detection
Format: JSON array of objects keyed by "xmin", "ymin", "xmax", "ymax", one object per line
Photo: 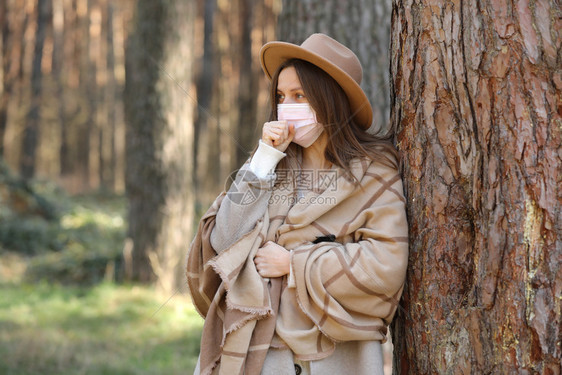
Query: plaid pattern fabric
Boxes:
[{"xmin": 186, "ymin": 158, "xmax": 408, "ymax": 375}]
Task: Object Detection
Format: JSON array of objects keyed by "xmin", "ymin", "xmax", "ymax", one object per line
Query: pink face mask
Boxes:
[{"xmin": 277, "ymin": 103, "xmax": 324, "ymax": 148}]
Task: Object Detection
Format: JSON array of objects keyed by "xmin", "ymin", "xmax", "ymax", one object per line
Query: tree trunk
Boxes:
[
  {"xmin": 193, "ymin": 0, "xmax": 219, "ymax": 207},
  {"xmin": 51, "ymin": 0, "xmax": 68, "ymax": 177},
  {"xmin": 124, "ymin": 0, "xmax": 195, "ymax": 293},
  {"xmin": 235, "ymin": 0, "xmax": 260, "ymax": 167},
  {"xmin": 105, "ymin": 0, "xmax": 116, "ymax": 191},
  {"xmin": 189, "ymin": 0, "xmax": 278, "ymax": 209},
  {"xmin": 59, "ymin": 0, "xmax": 77, "ymax": 178},
  {"xmin": 278, "ymin": 0, "xmax": 392, "ymax": 133},
  {"xmin": 390, "ymin": 0, "xmax": 561, "ymax": 373},
  {"xmin": 20, "ymin": 0, "xmax": 51, "ymax": 179},
  {"xmin": 84, "ymin": 0, "xmax": 96, "ymax": 188},
  {"xmin": 75, "ymin": 0, "xmax": 92, "ymax": 189},
  {"xmin": 0, "ymin": 0, "xmax": 9, "ymax": 157}
]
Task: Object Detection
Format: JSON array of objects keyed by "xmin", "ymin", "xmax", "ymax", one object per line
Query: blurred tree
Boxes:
[
  {"xmin": 51, "ymin": 0, "xmax": 67, "ymax": 176},
  {"xmin": 20, "ymin": 0, "xmax": 50, "ymax": 179},
  {"xmin": 1, "ymin": 0, "xmax": 130, "ymax": 193},
  {"xmin": 192, "ymin": 0, "xmax": 219, "ymax": 207},
  {"xmin": 277, "ymin": 0, "xmax": 392, "ymax": 133},
  {"xmin": 58, "ymin": 0, "xmax": 76, "ymax": 179},
  {"xmin": 235, "ymin": 0, "xmax": 260, "ymax": 167},
  {"xmin": 124, "ymin": 0, "xmax": 195, "ymax": 293},
  {"xmin": 103, "ymin": 0, "xmax": 117, "ymax": 190},
  {"xmin": 390, "ymin": 0, "xmax": 561, "ymax": 373},
  {"xmin": 192, "ymin": 0, "xmax": 277, "ymax": 208},
  {"xmin": 77, "ymin": 0, "xmax": 94, "ymax": 188},
  {"xmin": 0, "ymin": 0, "xmax": 9, "ymax": 156}
]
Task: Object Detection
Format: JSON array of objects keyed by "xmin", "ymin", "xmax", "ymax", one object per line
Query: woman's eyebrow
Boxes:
[{"xmin": 277, "ymin": 87, "xmax": 303, "ymax": 93}]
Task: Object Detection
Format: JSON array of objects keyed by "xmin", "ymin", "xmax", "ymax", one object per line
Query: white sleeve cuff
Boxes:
[{"xmin": 249, "ymin": 140, "xmax": 286, "ymax": 179}]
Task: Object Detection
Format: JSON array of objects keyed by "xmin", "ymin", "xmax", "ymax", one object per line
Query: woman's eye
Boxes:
[
  {"xmin": 276, "ymin": 94, "xmax": 285, "ymax": 103},
  {"xmin": 296, "ymin": 93, "xmax": 305, "ymax": 99}
]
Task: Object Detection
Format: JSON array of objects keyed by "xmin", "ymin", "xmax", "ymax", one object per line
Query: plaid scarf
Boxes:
[{"xmin": 187, "ymin": 158, "xmax": 408, "ymax": 375}]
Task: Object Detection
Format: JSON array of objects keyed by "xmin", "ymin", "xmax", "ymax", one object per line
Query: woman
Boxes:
[{"xmin": 187, "ymin": 33, "xmax": 408, "ymax": 375}]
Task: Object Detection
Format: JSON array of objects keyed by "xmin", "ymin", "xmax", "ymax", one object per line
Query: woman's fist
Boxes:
[
  {"xmin": 262, "ymin": 121, "xmax": 295, "ymax": 152},
  {"xmin": 254, "ymin": 241, "xmax": 291, "ymax": 278}
]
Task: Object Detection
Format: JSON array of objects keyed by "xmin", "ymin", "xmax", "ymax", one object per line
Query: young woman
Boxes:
[{"xmin": 187, "ymin": 33, "xmax": 408, "ymax": 375}]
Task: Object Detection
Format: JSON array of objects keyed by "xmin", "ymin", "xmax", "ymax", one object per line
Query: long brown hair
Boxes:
[{"xmin": 269, "ymin": 59, "xmax": 398, "ymax": 181}]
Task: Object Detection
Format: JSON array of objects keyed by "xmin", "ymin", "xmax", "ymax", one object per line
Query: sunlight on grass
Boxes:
[
  {"xmin": 60, "ymin": 207, "xmax": 125, "ymax": 230},
  {"xmin": 60, "ymin": 199, "xmax": 125, "ymax": 231},
  {"xmin": 0, "ymin": 282, "xmax": 203, "ymax": 375},
  {"xmin": 1, "ymin": 188, "xmax": 204, "ymax": 374}
]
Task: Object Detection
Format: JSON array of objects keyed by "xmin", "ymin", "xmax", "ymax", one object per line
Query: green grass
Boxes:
[
  {"xmin": 0, "ymin": 178, "xmax": 205, "ymax": 374},
  {"xmin": 1, "ymin": 186, "xmax": 127, "ymax": 285},
  {"xmin": 0, "ymin": 282, "xmax": 204, "ymax": 374}
]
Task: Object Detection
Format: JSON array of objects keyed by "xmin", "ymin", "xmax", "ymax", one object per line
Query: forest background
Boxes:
[{"xmin": 0, "ymin": 0, "xmax": 559, "ymax": 374}]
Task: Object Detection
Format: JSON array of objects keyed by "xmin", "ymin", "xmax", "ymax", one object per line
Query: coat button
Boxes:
[{"xmin": 294, "ymin": 364, "xmax": 302, "ymax": 375}]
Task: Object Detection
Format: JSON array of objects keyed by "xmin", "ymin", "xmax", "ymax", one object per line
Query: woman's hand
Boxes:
[
  {"xmin": 254, "ymin": 241, "xmax": 291, "ymax": 278},
  {"xmin": 262, "ymin": 121, "xmax": 295, "ymax": 152}
]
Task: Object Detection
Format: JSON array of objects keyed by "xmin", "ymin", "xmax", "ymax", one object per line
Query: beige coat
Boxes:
[{"xmin": 194, "ymin": 340, "xmax": 384, "ymax": 375}]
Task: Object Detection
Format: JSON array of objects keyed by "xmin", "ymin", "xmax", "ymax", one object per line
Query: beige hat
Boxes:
[{"xmin": 259, "ymin": 33, "xmax": 373, "ymax": 129}]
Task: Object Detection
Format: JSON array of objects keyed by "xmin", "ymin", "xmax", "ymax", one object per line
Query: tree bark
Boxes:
[
  {"xmin": 390, "ymin": 0, "xmax": 561, "ymax": 373},
  {"xmin": 278, "ymin": 0, "xmax": 392, "ymax": 133},
  {"xmin": 20, "ymin": 0, "xmax": 51, "ymax": 179},
  {"xmin": 124, "ymin": 0, "xmax": 195, "ymax": 293}
]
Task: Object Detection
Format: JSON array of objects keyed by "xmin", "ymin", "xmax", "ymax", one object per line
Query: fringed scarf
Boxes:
[{"xmin": 187, "ymin": 158, "xmax": 408, "ymax": 375}]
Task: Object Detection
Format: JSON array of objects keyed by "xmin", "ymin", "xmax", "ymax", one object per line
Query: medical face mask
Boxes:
[{"xmin": 277, "ymin": 103, "xmax": 324, "ymax": 148}]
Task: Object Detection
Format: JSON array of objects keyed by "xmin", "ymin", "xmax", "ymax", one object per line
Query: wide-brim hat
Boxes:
[{"xmin": 259, "ymin": 33, "xmax": 373, "ymax": 129}]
